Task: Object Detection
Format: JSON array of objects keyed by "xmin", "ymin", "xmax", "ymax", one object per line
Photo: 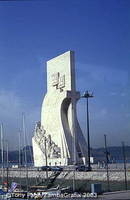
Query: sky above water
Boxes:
[{"xmin": 0, "ymin": 0, "xmax": 130, "ymax": 150}]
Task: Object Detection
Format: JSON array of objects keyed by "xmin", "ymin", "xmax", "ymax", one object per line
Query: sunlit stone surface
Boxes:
[{"xmin": 32, "ymin": 51, "xmax": 88, "ymax": 166}]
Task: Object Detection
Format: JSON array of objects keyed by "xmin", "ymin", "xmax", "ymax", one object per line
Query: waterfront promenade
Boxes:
[
  {"xmin": 0, "ymin": 164, "xmax": 130, "ymax": 193},
  {"xmin": 99, "ymin": 190, "xmax": 130, "ymax": 199},
  {"xmin": 0, "ymin": 164, "xmax": 130, "ymax": 181}
]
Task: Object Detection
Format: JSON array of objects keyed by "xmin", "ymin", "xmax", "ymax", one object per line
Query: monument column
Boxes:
[{"xmin": 32, "ymin": 51, "xmax": 88, "ymax": 166}]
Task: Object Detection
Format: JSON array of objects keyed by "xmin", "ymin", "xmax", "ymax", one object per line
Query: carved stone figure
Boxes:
[{"xmin": 34, "ymin": 122, "xmax": 61, "ymax": 160}]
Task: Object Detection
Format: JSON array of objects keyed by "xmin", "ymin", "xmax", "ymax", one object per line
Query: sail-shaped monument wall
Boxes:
[{"xmin": 32, "ymin": 51, "xmax": 88, "ymax": 166}]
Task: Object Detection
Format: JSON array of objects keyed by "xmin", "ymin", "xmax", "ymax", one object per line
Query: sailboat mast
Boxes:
[
  {"xmin": 6, "ymin": 141, "xmax": 8, "ymax": 168},
  {"xmin": 18, "ymin": 131, "xmax": 21, "ymax": 167},
  {"xmin": 0, "ymin": 124, "xmax": 4, "ymax": 186},
  {"xmin": 22, "ymin": 113, "xmax": 28, "ymax": 192},
  {"xmin": 18, "ymin": 131, "xmax": 22, "ymax": 189},
  {"xmin": 6, "ymin": 141, "xmax": 9, "ymax": 192}
]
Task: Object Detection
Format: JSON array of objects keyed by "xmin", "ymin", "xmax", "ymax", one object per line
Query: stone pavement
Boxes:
[{"xmin": 99, "ymin": 190, "xmax": 130, "ymax": 199}]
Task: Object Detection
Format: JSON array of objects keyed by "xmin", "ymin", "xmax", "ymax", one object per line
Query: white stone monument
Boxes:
[{"xmin": 32, "ymin": 51, "xmax": 88, "ymax": 166}]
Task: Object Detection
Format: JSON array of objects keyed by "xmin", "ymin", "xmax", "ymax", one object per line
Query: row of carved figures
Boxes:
[{"xmin": 34, "ymin": 121, "xmax": 61, "ymax": 159}]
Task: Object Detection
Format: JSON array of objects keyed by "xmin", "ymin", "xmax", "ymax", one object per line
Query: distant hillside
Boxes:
[
  {"xmin": 0, "ymin": 146, "xmax": 33, "ymax": 163},
  {"xmin": 0, "ymin": 146, "xmax": 130, "ymax": 164},
  {"xmin": 91, "ymin": 146, "xmax": 130, "ymax": 162}
]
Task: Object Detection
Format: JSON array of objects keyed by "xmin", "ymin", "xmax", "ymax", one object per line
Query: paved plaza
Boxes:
[{"xmin": 99, "ymin": 190, "xmax": 130, "ymax": 199}]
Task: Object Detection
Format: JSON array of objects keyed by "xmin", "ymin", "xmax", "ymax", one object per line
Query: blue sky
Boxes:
[{"xmin": 0, "ymin": 0, "xmax": 130, "ymax": 150}]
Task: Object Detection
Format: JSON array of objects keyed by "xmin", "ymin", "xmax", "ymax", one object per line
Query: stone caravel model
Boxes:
[{"xmin": 32, "ymin": 51, "xmax": 88, "ymax": 166}]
